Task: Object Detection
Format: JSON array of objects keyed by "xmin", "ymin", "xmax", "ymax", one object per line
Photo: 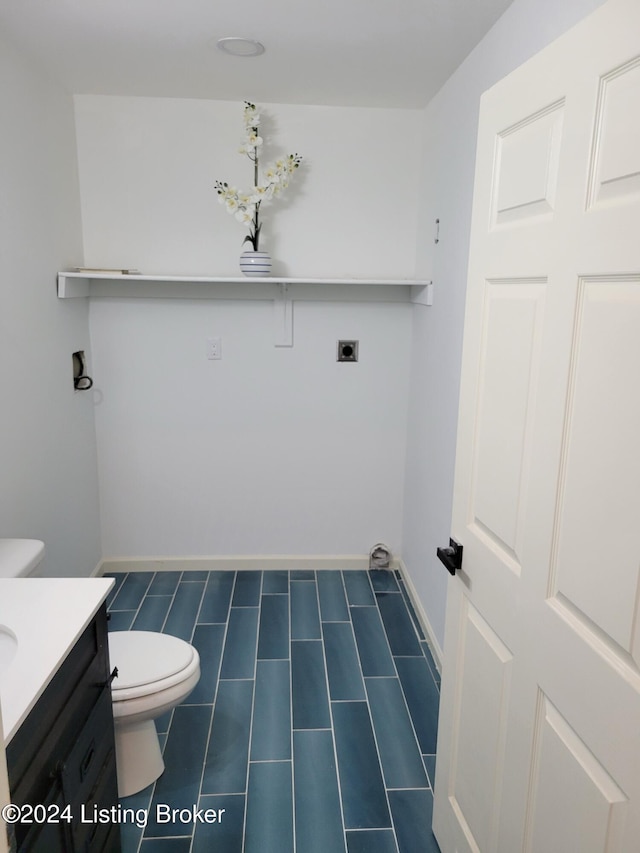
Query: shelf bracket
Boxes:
[
  {"xmin": 57, "ymin": 273, "xmax": 90, "ymax": 298},
  {"xmin": 411, "ymin": 281, "xmax": 433, "ymax": 306},
  {"xmin": 274, "ymin": 282, "xmax": 294, "ymax": 347}
]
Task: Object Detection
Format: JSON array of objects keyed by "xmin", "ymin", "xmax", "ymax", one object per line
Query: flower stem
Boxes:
[{"xmin": 253, "ymin": 124, "xmax": 260, "ymax": 250}]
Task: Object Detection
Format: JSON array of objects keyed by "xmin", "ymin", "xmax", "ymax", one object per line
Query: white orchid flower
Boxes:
[
  {"xmin": 216, "ymin": 103, "xmax": 302, "ymax": 253},
  {"xmin": 251, "ymin": 186, "xmax": 268, "ymax": 201},
  {"xmin": 235, "ymin": 206, "xmax": 255, "ymax": 223},
  {"xmin": 244, "ymin": 103, "xmax": 260, "ymax": 127}
]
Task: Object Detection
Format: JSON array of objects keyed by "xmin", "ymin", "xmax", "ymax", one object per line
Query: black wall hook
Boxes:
[{"xmin": 73, "ymin": 351, "xmax": 93, "ymax": 390}]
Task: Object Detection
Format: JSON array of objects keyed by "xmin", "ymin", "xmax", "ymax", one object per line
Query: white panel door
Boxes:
[{"xmin": 433, "ymin": 1, "xmax": 640, "ymax": 851}]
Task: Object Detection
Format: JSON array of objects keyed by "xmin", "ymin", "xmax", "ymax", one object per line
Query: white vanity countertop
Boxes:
[{"xmin": 0, "ymin": 578, "xmax": 114, "ymax": 743}]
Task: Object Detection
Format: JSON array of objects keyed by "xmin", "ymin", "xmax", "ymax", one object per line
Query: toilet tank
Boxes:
[{"xmin": 0, "ymin": 539, "xmax": 45, "ymax": 577}]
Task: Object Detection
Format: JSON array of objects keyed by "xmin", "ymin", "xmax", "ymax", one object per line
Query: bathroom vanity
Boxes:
[{"xmin": 0, "ymin": 579, "xmax": 120, "ymax": 853}]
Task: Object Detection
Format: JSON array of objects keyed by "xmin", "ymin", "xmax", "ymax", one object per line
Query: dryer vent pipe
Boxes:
[{"xmin": 369, "ymin": 543, "xmax": 391, "ymax": 570}]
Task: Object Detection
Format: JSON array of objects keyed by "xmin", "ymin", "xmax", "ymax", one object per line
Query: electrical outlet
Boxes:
[
  {"xmin": 206, "ymin": 336, "xmax": 222, "ymax": 360},
  {"xmin": 337, "ymin": 340, "xmax": 359, "ymax": 362}
]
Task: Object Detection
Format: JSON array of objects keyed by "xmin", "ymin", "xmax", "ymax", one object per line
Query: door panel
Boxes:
[
  {"xmin": 551, "ymin": 277, "xmax": 640, "ymax": 657},
  {"xmin": 449, "ymin": 601, "xmax": 513, "ymax": 853},
  {"xmin": 491, "ymin": 102, "xmax": 564, "ymax": 227},
  {"xmin": 587, "ymin": 59, "xmax": 640, "ymax": 208},
  {"xmin": 525, "ymin": 694, "xmax": 628, "ymax": 853},
  {"xmin": 471, "ymin": 279, "xmax": 547, "ymax": 568}
]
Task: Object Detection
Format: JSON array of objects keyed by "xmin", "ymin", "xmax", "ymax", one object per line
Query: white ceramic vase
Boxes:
[{"xmin": 239, "ymin": 250, "xmax": 272, "ymax": 277}]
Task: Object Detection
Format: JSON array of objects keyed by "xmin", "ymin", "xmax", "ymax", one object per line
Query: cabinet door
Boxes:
[
  {"xmin": 61, "ymin": 687, "xmax": 115, "ymax": 807},
  {"xmin": 11, "ymin": 785, "xmax": 71, "ymax": 853}
]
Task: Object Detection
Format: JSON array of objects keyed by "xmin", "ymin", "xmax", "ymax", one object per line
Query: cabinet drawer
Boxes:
[
  {"xmin": 71, "ymin": 750, "xmax": 119, "ymax": 853},
  {"xmin": 98, "ymin": 823, "xmax": 122, "ymax": 853},
  {"xmin": 61, "ymin": 685, "xmax": 115, "ymax": 807},
  {"xmin": 10, "ymin": 781, "xmax": 71, "ymax": 853}
]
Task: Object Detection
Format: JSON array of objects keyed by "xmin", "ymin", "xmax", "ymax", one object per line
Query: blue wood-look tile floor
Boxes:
[{"xmin": 106, "ymin": 569, "xmax": 442, "ymax": 853}]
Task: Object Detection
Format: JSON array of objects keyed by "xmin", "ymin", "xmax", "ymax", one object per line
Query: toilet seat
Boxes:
[{"xmin": 109, "ymin": 631, "xmax": 199, "ymax": 702}]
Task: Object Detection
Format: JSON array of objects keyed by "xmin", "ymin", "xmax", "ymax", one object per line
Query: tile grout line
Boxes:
[
  {"xmin": 288, "ymin": 571, "xmax": 298, "ymax": 853},
  {"xmin": 138, "ymin": 576, "xmax": 159, "ymax": 853},
  {"xmin": 241, "ymin": 570, "xmax": 262, "ymax": 852},
  {"xmin": 190, "ymin": 575, "xmax": 208, "ymax": 642},
  {"xmin": 128, "ymin": 570, "xmax": 157, "ymax": 629},
  {"xmin": 168, "ymin": 571, "xmax": 206, "ymax": 853},
  {"xmin": 152, "ymin": 569, "xmax": 188, "ymax": 764},
  {"xmin": 355, "ymin": 570, "xmax": 401, "ymax": 847},
  {"xmin": 107, "ymin": 570, "xmax": 146, "ymax": 613},
  {"xmin": 117, "ymin": 573, "xmax": 160, "ymax": 853},
  {"xmin": 316, "ymin": 571, "xmax": 349, "ymax": 853},
  {"xmin": 191, "ymin": 570, "xmax": 239, "ymax": 853},
  {"xmin": 158, "ymin": 571, "xmax": 183, "ymax": 634},
  {"xmin": 372, "ymin": 581, "xmax": 436, "ymax": 795},
  {"xmin": 182, "ymin": 570, "xmax": 220, "ymax": 852},
  {"xmin": 398, "ymin": 577, "xmax": 441, "ymax": 690}
]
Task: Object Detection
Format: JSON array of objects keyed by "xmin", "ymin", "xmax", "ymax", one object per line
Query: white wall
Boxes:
[
  {"xmin": 90, "ymin": 297, "xmax": 412, "ymax": 558},
  {"xmin": 402, "ymin": 0, "xmax": 606, "ymax": 654},
  {"xmin": 0, "ymin": 35, "xmax": 101, "ymax": 577},
  {"xmin": 75, "ymin": 98, "xmax": 421, "ymax": 559},
  {"xmin": 74, "ymin": 97, "xmax": 421, "ymax": 280}
]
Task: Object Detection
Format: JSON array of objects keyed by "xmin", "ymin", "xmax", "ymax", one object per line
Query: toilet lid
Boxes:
[{"xmin": 108, "ymin": 631, "xmax": 195, "ymax": 690}]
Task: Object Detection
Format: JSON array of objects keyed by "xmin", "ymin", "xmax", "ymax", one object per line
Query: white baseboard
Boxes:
[
  {"xmin": 396, "ymin": 558, "xmax": 443, "ymax": 673},
  {"xmin": 89, "ymin": 561, "xmax": 104, "ymax": 578},
  {"xmin": 98, "ymin": 553, "xmax": 401, "ymax": 576}
]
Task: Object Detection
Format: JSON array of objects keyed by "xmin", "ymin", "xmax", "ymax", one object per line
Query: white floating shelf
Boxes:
[
  {"xmin": 57, "ymin": 271, "xmax": 430, "ymax": 297},
  {"xmin": 57, "ymin": 272, "xmax": 433, "ymax": 346}
]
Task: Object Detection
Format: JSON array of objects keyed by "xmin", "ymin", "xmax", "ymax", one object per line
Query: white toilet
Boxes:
[
  {"xmin": 0, "ymin": 539, "xmax": 45, "ymax": 577},
  {"xmin": 108, "ymin": 630, "xmax": 201, "ymax": 797}
]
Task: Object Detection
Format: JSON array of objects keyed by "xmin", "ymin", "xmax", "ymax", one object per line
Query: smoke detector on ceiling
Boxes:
[{"xmin": 216, "ymin": 38, "xmax": 265, "ymax": 57}]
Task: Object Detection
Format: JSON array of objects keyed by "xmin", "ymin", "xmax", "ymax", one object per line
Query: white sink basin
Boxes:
[{"xmin": 0, "ymin": 625, "xmax": 18, "ymax": 677}]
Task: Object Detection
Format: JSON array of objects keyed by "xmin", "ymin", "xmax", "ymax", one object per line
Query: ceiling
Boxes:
[{"xmin": 0, "ymin": 0, "xmax": 514, "ymax": 109}]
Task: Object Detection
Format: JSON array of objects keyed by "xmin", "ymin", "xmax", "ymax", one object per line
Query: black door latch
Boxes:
[{"xmin": 437, "ymin": 538, "xmax": 463, "ymax": 575}]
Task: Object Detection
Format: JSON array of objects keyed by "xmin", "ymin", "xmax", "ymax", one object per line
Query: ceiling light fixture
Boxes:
[{"xmin": 216, "ymin": 38, "xmax": 265, "ymax": 57}]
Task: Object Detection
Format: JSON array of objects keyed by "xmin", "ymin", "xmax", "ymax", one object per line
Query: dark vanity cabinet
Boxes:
[{"xmin": 6, "ymin": 605, "xmax": 121, "ymax": 853}]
